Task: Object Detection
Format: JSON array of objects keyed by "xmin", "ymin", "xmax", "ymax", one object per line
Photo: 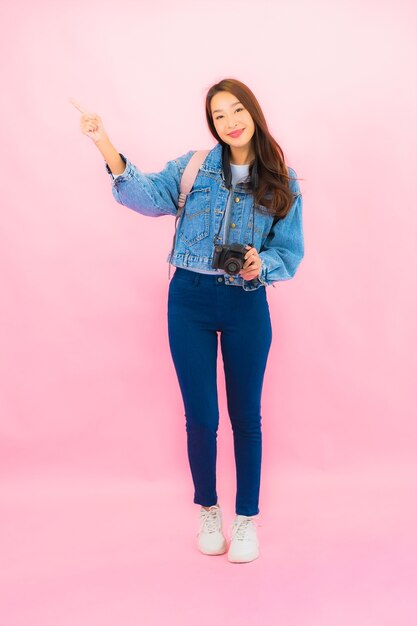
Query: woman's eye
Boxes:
[{"xmin": 215, "ymin": 107, "xmax": 244, "ymax": 120}]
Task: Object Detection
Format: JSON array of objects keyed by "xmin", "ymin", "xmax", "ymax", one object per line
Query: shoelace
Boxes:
[
  {"xmin": 231, "ymin": 517, "xmax": 260, "ymax": 541},
  {"xmin": 199, "ymin": 507, "xmax": 221, "ymax": 534}
]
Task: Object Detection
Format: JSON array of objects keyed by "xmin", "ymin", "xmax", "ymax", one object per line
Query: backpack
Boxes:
[{"xmin": 167, "ymin": 149, "xmax": 210, "ymax": 278}]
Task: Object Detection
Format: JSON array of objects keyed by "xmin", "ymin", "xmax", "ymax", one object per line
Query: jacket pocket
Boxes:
[{"xmin": 179, "ymin": 187, "xmax": 211, "ymax": 246}]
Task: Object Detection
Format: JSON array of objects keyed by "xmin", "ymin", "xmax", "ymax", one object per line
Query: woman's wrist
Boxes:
[{"xmin": 94, "ymin": 135, "xmax": 126, "ymax": 176}]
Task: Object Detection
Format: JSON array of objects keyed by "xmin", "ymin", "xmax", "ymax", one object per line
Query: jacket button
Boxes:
[
  {"xmin": 234, "ymin": 197, "xmax": 240, "ymax": 203},
  {"xmin": 231, "ymin": 223, "xmax": 236, "ymax": 228},
  {"xmin": 217, "ymin": 276, "xmax": 223, "ymax": 282}
]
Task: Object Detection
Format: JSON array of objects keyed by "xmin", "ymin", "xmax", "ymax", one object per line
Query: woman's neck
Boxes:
[{"xmin": 229, "ymin": 145, "xmax": 255, "ymax": 166}]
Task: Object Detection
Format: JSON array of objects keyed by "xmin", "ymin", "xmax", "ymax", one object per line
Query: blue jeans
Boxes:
[{"xmin": 167, "ymin": 267, "xmax": 273, "ymax": 516}]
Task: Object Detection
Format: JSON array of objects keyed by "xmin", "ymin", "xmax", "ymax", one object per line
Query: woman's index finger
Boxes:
[{"xmin": 68, "ymin": 97, "xmax": 89, "ymax": 115}]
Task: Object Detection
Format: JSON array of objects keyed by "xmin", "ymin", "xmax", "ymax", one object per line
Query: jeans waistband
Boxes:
[{"xmin": 172, "ymin": 267, "xmax": 231, "ymax": 286}]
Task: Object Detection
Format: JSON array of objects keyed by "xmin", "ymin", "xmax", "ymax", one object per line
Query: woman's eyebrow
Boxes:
[{"xmin": 212, "ymin": 101, "xmax": 241, "ymax": 114}]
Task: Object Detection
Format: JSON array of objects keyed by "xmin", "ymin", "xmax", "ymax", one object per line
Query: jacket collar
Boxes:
[{"xmin": 201, "ymin": 142, "xmax": 258, "ymax": 191}]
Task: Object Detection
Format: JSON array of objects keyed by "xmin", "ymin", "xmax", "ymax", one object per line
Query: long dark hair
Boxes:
[{"xmin": 205, "ymin": 78, "xmax": 300, "ymax": 221}]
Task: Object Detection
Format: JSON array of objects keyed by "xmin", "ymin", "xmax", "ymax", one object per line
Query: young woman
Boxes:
[{"xmin": 72, "ymin": 78, "xmax": 304, "ymax": 564}]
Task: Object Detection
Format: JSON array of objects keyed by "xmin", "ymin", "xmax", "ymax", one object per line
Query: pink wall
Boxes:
[
  {"xmin": 0, "ymin": 0, "xmax": 415, "ymax": 478},
  {"xmin": 0, "ymin": 1, "xmax": 416, "ymax": 625}
]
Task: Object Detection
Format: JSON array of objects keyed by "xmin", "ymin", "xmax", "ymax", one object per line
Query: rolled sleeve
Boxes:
[
  {"xmin": 105, "ymin": 153, "xmax": 128, "ymax": 180},
  {"xmin": 257, "ymin": 257, "xmax": 269, "ymax": 286}
]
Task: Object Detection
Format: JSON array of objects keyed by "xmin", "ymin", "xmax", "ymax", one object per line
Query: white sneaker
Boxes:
[
  {"xmin": 227, "ymin": 514, "xmax": 260, "ymax": 563},
  {"xmin": 197, "ymin": 503, "xmax": 228, "ymax": 555}
]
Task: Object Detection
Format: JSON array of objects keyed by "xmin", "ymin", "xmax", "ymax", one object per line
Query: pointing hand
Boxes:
[{"xmin": 69, "ymin": 97, "xmax": 107, "ymax": 143}]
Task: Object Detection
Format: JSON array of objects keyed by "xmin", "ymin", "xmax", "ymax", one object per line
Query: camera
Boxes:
[{"xmin": 212, "ymin": 243, "xmax": 249, "ymax": 275}]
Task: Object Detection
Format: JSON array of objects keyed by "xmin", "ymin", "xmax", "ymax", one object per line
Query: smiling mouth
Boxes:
[{"xmin": 228, "ymin": 129, "xmax": 244, "ymax": 137}]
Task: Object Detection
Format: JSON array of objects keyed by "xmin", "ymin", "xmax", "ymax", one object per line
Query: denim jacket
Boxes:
[{"xmin": 105, "ymin": 142, "xmax": 304, "ymax": 291}]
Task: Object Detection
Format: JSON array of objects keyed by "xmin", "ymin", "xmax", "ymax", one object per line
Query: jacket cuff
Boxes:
[
  {"xmin": 257, "ymin": 257, "xmax": 268, "ymax": 286},
  {"xmin": 241, "ymin": 259, "xmax": 268, "ymax": 290},
  {"xmin": 105, "ymin": 153, "xmax": 129, "ymax": 180}
]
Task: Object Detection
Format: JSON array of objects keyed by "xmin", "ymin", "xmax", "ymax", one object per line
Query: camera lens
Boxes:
[{"xmin": 225, "ymin": 258, "xmax": 242, "ymax": 275}]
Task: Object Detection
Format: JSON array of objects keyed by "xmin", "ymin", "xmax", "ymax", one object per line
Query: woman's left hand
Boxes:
[{"xmin": 239, "ymin": 245, "xmax": 262, "ymax": 281}]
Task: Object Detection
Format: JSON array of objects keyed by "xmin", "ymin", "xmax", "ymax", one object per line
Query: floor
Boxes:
[{"xmin": 1, "ymin": 463, "xmax": 416, "ymax": 626}]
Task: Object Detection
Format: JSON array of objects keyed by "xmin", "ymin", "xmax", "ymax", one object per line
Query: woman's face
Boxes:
[{"xmin": 210, "ymin": 91, "xmax": 255, "ymax": 151}]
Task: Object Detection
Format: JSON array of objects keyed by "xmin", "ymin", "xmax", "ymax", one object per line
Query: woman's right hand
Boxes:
[{"xmin": 69, "ymin": 97, "xmax": 108, "ymax": 143}]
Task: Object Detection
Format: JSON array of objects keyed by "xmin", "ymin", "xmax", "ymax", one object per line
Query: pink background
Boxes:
[{"xmin": 1, "ymin": 0, "xmax": 416, "ymax": 624}]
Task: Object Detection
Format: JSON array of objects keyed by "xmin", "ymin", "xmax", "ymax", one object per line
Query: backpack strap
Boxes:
[
  {"xmin": 167, "ymin": 149, "xmax": 211, "ymax": 279},
  {"xmin": 178, "ymin": 150, "xmax": 210, "ymax": 207}
]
